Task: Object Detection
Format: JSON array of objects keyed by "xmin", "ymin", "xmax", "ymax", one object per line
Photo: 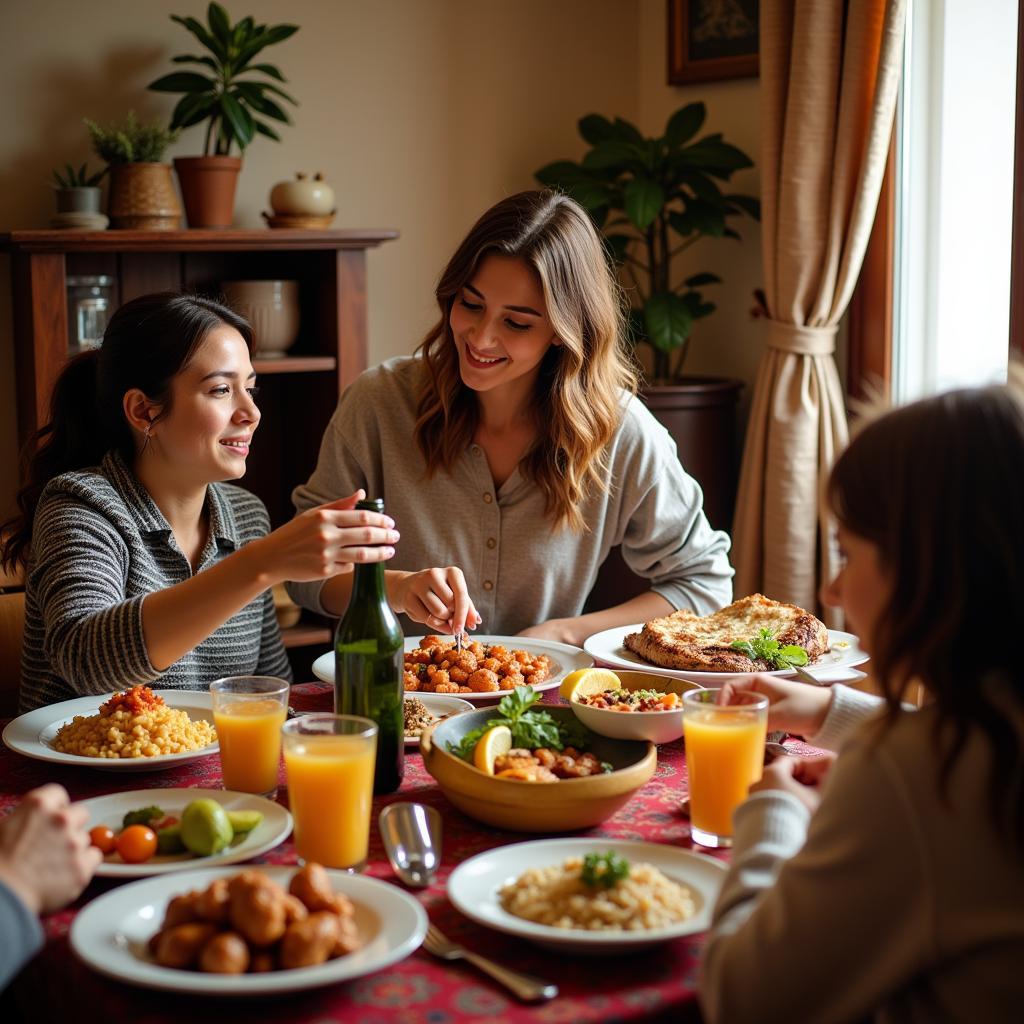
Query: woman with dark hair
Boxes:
[
  {"xmin": 699, "ymin": 379, "xmax": 1024, "ymax": 1022},
  {"xmin": 288, "ymin": 190, "xmax": 732, "ymax": 643},
  {"xmin": 2, "ymin": 292, "xmax": 398, "ymax": 711}
]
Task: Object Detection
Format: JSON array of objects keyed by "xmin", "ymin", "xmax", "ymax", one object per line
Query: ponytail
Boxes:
[
  {"xmin": 1, "ymin": 351, "xmax": 113, "ymax": 571},
  {"xmin": 0, "ymin": 290, "xmax": 252, "ymax": 571}
]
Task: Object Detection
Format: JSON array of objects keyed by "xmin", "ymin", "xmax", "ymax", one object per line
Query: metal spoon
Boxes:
[{"xmin": 379, "ymin": 802, "xmax": 442, "ymax": 888}]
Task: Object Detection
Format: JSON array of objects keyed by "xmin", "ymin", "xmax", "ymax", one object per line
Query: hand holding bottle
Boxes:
[{"xmin": 255, "ymin": 489, "xmax": 399, "ymax": 584}]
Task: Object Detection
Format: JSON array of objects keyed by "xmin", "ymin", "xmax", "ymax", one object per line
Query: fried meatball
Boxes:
[
  {"xmin": 155, "ymin": 922, "xmax": 219, "ymax": 969},
  {"xmin": 199, "ymin": 931, "xmax": 250, "ymax": 974}
]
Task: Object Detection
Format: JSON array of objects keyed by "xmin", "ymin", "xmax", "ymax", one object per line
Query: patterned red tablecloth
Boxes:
[{"xmin": 1, "ymin": 683, "xmax": 809, "ymax": 1024}]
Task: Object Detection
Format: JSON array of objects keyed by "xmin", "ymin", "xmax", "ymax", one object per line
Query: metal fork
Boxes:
[
  {"xmin": 792, "ymin": 664, "xmax": 826, "ymax": 686},
  {"xmin": 422, "ymin": 924, "xmax": 558, "ymax": 1002}
]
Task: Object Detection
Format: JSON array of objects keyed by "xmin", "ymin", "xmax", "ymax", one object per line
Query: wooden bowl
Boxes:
[
  {"xmin": 419, "ymin": 705, "xmax": 656, "ymax": 832},
  {"xmin": 567, "ymin": 671, "xmax": 701, "ymax": 745},
  {"xmin": 261, "ymin": 210, "xmax": 335, "ymax": 229}
]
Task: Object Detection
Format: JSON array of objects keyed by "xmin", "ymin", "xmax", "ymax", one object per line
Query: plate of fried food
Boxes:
[
  {"xmin": 2, "ymin": 685, "xmax": 219, "ymax": 771},
  {"xmin": 448, "ymin": 838, "xmax": 727, "ymax": 954},
  {"xmin": 313, "ymin": 635, "xmax": 594, "ymax": 703},
  {"xmin": 70, "ymin": 862, "xmax": 428, "ymax": 994},
  {"xmin": 583, "ymin": 594, "xmax": 869, "ymax": 683}
]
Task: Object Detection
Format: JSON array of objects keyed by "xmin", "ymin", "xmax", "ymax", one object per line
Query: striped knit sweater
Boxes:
[{"xmin": 18, "ymin": 450, "xmax": 292, "ymax": 712}]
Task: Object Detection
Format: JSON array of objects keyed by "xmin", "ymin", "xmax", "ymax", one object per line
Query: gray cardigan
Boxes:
[
  {"xmin": 288, "ymin": 356, "xmax": 733, "ymax": 634},
  {"xmin": 19, "ymin": 451, "xmax": 291, "ymax": 712}
]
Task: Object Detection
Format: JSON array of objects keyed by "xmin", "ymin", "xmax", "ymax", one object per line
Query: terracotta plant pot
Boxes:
[
  {"xmin": 174, "ymin": 156, "xmax": 242, "ymax": 229},
  {"xmin": 107, "ymin": 163, "xmax": 181, "ymax": 230}
]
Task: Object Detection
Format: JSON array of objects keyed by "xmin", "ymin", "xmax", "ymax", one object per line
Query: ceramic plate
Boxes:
[
  {"xmin": 2, "ymin": 690, "xmax": 218, "ymax": 771},
  {"xmin": 583, "ymin": 627, "xmax": 869, "ymax": 683},
  {"xmin": 83, "ymin": 789, "xmax": 292, "ymax": 878},
  {"xmin": 70, "ymin": 865, "xmax": 427, "ymax": 995},
  {"xmin": 404, "ymin": 693, "xmax": 473, "ymax": 747},
  {"xmin": 313, "ymin": 636, "xmax": 593, "ymax": 703},
  {"xmin": 447, "ymin": 837, "xmax": 727, "ymax": 953}
]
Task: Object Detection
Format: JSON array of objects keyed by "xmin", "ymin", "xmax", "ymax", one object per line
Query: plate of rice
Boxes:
[
  {"xmin": 447, "ymin": 837, "xmax": 727, "ymax": 953},
  {"xmin": 2, "ymin": 687, "xmax": 219, "ymax": 772}
]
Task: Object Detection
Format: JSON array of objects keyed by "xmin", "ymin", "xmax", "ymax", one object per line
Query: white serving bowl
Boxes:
[{"xmin": 566, "ymin": 670, "xmax": 700, "ymax": 744}]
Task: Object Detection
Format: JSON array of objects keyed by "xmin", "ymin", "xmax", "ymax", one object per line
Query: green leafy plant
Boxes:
[
  {"xmin": 51, "ymin": 162, "xmax": 105, "ymax": 189},
  {"xmin": 447, "ymin": 686, "xmax": 590, "ymax": 761},
  {"xmin": 536, "ymin": 104, "xmax": 759, "ymax": 383},
  {"xmin": 730, "ymin": 628, "xmax": 809, "ymax": 671},
  {"xmin": 85, "ymin": 112, "xmax": 179, "ymax": 164},
  {"xmin": 580, "ymin": 851, "xmax": 630, "ymax": 889},
  {"xmin": 148, "ymin": 2, "xmax": 299, "ymax": 156}
]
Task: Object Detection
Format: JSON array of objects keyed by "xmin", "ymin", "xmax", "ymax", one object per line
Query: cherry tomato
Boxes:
[
  {"xmin": 89, "ymin": 825, "xmax": 117, "ymax": 855},
  {"xmin": 116, "ymin": 824, "xmax": 158, "ymax": 863}
]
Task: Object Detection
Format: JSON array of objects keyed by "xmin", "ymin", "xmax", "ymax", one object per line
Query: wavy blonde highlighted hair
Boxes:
[{"xmin": 414, "ymin": 190, "xmax": 636, "ymax": 532}]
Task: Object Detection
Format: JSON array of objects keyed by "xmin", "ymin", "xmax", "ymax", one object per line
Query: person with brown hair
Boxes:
[
  {"xmin": 2, "ymin": 292, "xmax": 399, "ymax": 711},
  {"xmin": 287, "ymin": 190, "xmax": 732, "ymax": 643},
  {"xmin": 700, "ymin": 379, "xmax": 1024, "ymax": 1022}
]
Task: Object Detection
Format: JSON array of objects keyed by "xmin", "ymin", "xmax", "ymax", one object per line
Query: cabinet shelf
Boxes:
[
  {"xmin": 281, "ymin": 623, "xmax": 332, "ymax": 649},
  {"xmin": 253, "ymin": 355, "xmax": 337, "ymax": 374}
]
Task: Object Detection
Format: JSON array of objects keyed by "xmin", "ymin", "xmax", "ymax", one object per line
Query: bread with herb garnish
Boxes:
[{"xmin": 623, "ymin": 594, "xmax": 829, "ymax": 672}]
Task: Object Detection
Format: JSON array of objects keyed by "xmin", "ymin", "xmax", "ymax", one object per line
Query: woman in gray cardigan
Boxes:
[
  {"xmin": 288, "ymin": 190, "xmax": 733, "ymax": 644},
  {"xmin": 2, "ymin": 293, "xmax": 398, "ymax": 711}
]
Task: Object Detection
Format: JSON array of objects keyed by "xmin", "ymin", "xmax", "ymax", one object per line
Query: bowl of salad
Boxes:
[
  {"xmin": 419, "ymin": 687, "xmax": 655, "ymax": 832},
  {"xmin": 563, "ymin": 670, "xmax": 701, "ymax": 745}
]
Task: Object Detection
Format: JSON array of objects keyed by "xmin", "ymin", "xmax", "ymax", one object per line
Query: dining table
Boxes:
[{"xmin": 0, "ymin": 681, "xmax": 821, "ymax": 1024}]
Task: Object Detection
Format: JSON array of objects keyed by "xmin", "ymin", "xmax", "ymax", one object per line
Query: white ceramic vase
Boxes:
[{"xmin": 221, "ymin": 280, "xmax": 300, "ymax": 358}]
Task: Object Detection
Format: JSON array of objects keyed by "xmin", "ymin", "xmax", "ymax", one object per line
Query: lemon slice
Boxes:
[
  {"xmin": 473, "ymin": 724, "xmax": 513, "ymax": 775},
  {"xmin": 558, "ymin": 667, "xmax": 622, "ymax": 702}
]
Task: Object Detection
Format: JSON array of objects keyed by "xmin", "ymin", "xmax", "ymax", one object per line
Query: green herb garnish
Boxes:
[
  {"xmin": 730, "ymin": 628, "xmax": 809, "ymax": 670},
  {"xmin": 447, "ymin": 686, "xmax": 590, "ymax": 761},
  {"xmin": 580, "ymin": 851, "xmax": 630, "ymax": 889},
  {"xmin": 122, "ymin": 805, "xmax": 164, "ymax": 828}
]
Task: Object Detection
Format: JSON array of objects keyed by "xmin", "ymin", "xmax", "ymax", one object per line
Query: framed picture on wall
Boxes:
[{"xmin": 667, "ymin": 0, "xmax": 760, "ymax": 85}]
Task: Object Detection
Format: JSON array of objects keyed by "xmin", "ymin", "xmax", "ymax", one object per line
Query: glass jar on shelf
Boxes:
[{"xmin": 66, "ymin": 275, "xmax": 115, "ymax": 352}]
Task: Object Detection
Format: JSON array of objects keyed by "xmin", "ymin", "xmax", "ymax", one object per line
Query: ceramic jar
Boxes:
[
  {"xmin": 270, "ymin": 172, "xmax": 335, "ymax": 216},
  {"xmin": 221, "ymin": 280, "xmax": 300, "ymax": 358}
]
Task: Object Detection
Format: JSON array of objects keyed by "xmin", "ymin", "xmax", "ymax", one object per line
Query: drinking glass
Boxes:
[
  {"xmin": 281, "ymin": 714, "xmax": 378, "ymax": 871},
  {"xmin": 682, "ymin": 687, "xmax": 769, "ymax": 848},
  {"xmin": 209, "ymin": 676, "xmax": 290, "ymax": 798}
]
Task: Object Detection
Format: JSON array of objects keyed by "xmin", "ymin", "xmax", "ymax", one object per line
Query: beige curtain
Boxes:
[{"xmin": 732, "ymin": 0, "xmax": 907, "ymax": 622}]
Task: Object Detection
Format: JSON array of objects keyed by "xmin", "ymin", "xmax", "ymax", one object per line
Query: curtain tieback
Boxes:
[{"xmin": 765, "ymin": 319, "xmax": 838, "ymax": 356}]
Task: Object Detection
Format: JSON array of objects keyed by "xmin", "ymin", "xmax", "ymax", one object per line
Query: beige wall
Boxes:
[{"xmin": 0, "ymin": 0, "xmax": 764, "ymax": 516}]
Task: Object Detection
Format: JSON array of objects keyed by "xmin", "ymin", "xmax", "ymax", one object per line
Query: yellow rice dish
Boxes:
[
  {"xmin": 500, "ymin": 854, "xmax": 696, "ymax": 932},
  {"xmin": 52, "ymin": 685, "xmax": 216, "ymax": 759}
]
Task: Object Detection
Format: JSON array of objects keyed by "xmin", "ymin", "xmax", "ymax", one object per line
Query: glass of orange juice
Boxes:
[
  {"xmin": 682, "ymin": 688, "xmax": 769, "ymax": 848},
  {"xmin": 210, "ymin": 676, "xmax": 290, "ymax": 797},
  {"xmin": 281, "ymin": 714, "xmax": 378, "ymax": 872}
]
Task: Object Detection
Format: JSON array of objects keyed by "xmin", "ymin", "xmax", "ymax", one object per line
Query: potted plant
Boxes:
[
  {"xmin": 51, "ymin": 163, "xmax": 105, "ymax": 214},
  {"xmin": 536, "ymin": 103, "xmax": 759, "ymax": 532},
  {"xmin": 85, "ymin": 113, "xmax": 181, "ymax": 230},
  {"xmin": 148, "ymin": 3, "xmax": 299, "ymax": 228}
]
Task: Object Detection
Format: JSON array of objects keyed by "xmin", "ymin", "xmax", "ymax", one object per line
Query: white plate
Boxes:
[
  {"xmin": 404, "ymin": 693, "xmax": 473, "ymax": 747},
  {"xmin": 448, "ymin": 837, "xmax": 727, "ymax": 954},
  {"xmin": 83, "ymin": 789, "xmax": 292, "ymax": 878},
  {"xmin": 2, "ymin": 690, "xmax": 219, "ymax": 771},
  {"xmin": 70, "ymin": 865, "xmax": 427, "ymax": 995},
  {"xmin": 583, "ymin": 626, "xmax": 869, "ymax": 683},
  {"xmin": 313, "ymin": 636, "xmax": 593, "ymax": 703}
]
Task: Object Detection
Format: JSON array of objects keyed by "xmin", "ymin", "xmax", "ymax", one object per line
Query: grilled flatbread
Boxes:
[{"xmin": 623, "ymin": 594, "xmax": 829, "ymax": 672}]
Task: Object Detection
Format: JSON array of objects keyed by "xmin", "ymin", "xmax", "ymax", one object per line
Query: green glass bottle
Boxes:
[{"xmin": 334, "ymin": 498, "xmax": 404, "ymax": 794}]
